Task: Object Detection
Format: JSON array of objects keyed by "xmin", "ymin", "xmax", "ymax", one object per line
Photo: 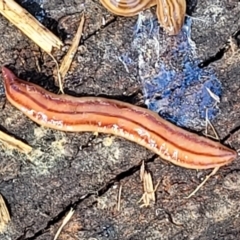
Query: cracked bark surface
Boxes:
[{"xmin": 0, "ymin": 0, "xmax": 240, "ymax": 239}]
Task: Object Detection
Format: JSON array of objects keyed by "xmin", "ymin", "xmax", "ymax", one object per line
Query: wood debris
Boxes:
[
  {"xmin": 138, "ymin": 161, "xmax": 160, "ymax": 207},
  {"xmin": 0, "ymin": 194, "xmax": 11, "ymax": 233},
  {"xmin": 0, "ymin": 129, "xmax": 32, "ymax": 154},
  {"xmin": 0, "ymin": 0, "xmax": 63, "ymax": 54}
]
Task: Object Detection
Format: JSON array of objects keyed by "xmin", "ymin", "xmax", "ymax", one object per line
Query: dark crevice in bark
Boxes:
[
  {"xmin": 198, "ymin": 29, "xmax": 240, "ymax": 68},
  {"xmin": 222, "ymin": 124, "xmax": 240, "ymax": 144},
  {"xmin": 18, "ymin": 154, "xmax": 158, "ymax": 240},
  {"xmin": 82, "ymin": 17, "xmax": 117, "ymax": 43}
]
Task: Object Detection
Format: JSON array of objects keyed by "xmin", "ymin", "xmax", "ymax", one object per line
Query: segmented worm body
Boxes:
[
  {"xmin": 100, "ymin": 0, "xmax": 156, "ymax": 16},
  {"xmin": 2, "ymin": 67, "xmax": 237, "ymax": 169},
  {"xmin": 100, "ymin": 0, "xmax": 186, "ymax": 35},
  {"xmin": 156, "ymin": 0, "xmax": 186, "ymax": 35}
]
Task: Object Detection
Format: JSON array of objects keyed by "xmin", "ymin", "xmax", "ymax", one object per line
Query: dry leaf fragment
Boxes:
[
  {"xmin": 0, "ymin": 0, "xmax": 63, "ymax": 53},
  {"xmin": 0, "ymin": 194, "xmax": 11, "ymax": 233},
  {"xmin": 0, "ymin": 129, "xmax": 32, "ymax": 154}
]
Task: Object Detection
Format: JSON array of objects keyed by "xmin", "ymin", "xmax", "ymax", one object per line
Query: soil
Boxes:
[{"xmin": 0, "ymin": 0, "xmax": 240, "ymax": 239}]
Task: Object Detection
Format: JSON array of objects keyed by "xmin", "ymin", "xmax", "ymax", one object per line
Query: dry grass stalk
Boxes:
[
  {"xmin": 204, "ymin": 109, "xmax": 219, "ymax": 140},
  {"xmin": 54, "ymin": 208, "xmax": 75, "ymax": 240},
  {"xmin": 0, "ymin": 130, "xmax": 32, "ymax": 154},
  {"xmin": 138, "ymin": 162, "xmax": 160, "ymax": 207},
  {"xmin": 117, "ymin": 184, "xmax": 122, "ymax": 211},
  {"xmin": 140, "ymin": 160, "xmax": 145, "ymax": 181},
  {"xmin": 0, "ymin": 0, "xmax": 63, "ymax": 53},
  {"xmin": 186, "ymin": 167, "xmax": 219, "ymax": 199},
  {"xmin": 59, "ymin": 14, "xmax": 85, "ymax": 81},
  {"xmin": 0, "ymin": 194, "xmax": 11, "ymax": 233},
  {"xmin": 184, "ymin": 110, "xmax": 220, "ymax": 198},
  {"xmin": 185, "ymin": 109, "xmax": 220, "ymax": 198},
  {"xmin": 205, "ymin": 87, "xmax": 220, "ymax": 103}
]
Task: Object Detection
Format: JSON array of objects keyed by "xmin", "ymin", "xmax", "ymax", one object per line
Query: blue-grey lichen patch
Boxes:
[
  {"xmin": 20, "ymin": 0, "xmax": 46, "ymax": 23},
  {"xmin": 132, "ymin": 11, "xmax": 222, "ymax": 130}
]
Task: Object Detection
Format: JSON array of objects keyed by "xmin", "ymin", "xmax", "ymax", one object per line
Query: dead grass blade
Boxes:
[
  {"xmin": 59, "ymin": 14, "xmax": 85, "ymax": 81},
  {"xmin": 205, "ymin": 87, "xmax": 220, "ymax": 103},
  {"xmin": 185, "ymin": 167, "xmax": 219, "ymax": 198},
  {"xmin": 117, "ymin": 184, "xmax": 122, "ymax": 211},
  {"xmin": 54, "ymin": 208, "xmax": 75, "ymax": 240},
  {"xmin": 140, "ymin": 161, "xmax": 145, "ymax": 181}
]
